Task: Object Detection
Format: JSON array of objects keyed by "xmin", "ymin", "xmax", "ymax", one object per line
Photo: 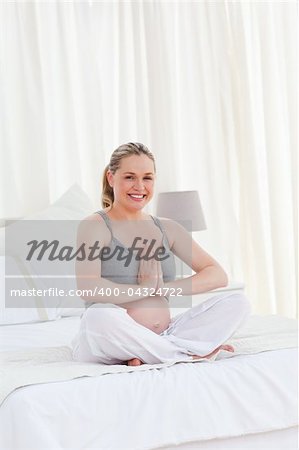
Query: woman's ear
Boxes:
[{"xmin": 106, "ymin": 170, "xmax": 114, "ymax": 188}]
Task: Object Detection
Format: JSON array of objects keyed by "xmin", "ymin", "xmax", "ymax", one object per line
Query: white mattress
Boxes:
[{"xmin": 0, "ymin": 316, "xmax": 297, "ymax": 450}]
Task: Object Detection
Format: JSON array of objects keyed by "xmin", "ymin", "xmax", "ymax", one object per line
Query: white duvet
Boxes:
[{"xmin": 0, "ymin": 314, "xmax": 297, "ymax": 450}]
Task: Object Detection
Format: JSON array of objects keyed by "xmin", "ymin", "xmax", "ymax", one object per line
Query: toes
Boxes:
[
  {"xmin": 191, "ymin": 345, "xmax": 235, "ymax": 361},
  {"xmin": 226, "ymin": 345, "xmax": 234, "ymax": 352},
  {"xmin": 133, "ymin": 359, "xmax": 143, "ymax": 366},
  {"xmin": 222, "ymin": 345, "xmax": 235, "ymax": 352},
  {"xmin": 127, "ymin": 358, "xmax": 143, "ymax": 366}
]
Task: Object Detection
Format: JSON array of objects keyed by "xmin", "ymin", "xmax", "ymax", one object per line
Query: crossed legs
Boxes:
[{"xmin": 72, "ymin": 293, "xmax": 251, "ymax": 365}]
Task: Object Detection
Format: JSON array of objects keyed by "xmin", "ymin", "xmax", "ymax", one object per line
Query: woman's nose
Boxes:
[{"xmin": 133, "ymin": 179, "xmax": 145, "ymax": 190}]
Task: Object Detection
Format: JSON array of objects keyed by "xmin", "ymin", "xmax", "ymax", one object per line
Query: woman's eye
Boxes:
[{"xmin": 125, "ymin": 176, "xmax": 153, "ymax": 180}]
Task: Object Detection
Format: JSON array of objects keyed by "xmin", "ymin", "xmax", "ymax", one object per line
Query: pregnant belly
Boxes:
[{"xmin": 120, "ymin": 296, "xmax": 171, "ymax": 334}]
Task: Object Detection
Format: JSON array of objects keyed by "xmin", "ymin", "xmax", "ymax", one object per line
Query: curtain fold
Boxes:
[{"xmin": 0, "ymin": 1, "xmax": 297, "ymax": 316}]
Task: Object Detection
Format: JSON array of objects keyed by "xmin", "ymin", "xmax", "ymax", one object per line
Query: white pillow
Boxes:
[
  {"xmin": 24, "ymin": 183, "xmax": 95, "ymax": 220},
  {"xmin": 1, "ymin": 184, "xmax": 95, "ymax": 322},
  {"xmin": 0, "ymin": 184, "xmax": 95, "ymax": 255},
  {"xmin": 0, "ymin": 255, "xmax": 58, "ymax": 325}
]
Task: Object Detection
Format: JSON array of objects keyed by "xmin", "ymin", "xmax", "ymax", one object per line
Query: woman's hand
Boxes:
[
  {"xmin": 137, "ymin": 244, "xmax": 164, "ymax": 292},
  {"xmin": 137, "ymin": 258, "xmax": 161, "ymax": 290},
  {"xmin": 155, "ymin": 258, "xmax": 164, "ymax": 294}
]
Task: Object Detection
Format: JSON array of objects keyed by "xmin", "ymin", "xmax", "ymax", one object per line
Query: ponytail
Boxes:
[{"xmin": 101, "ymin": 165, "xmax": 114, "ymax": 209}]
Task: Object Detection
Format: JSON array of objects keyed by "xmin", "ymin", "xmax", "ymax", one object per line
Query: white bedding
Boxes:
[{"xmin": 0, "ymin": 315, "xmax": 297, "ymax": 450}]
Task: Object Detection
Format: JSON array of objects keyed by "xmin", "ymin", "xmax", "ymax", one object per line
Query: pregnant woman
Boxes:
[{"xmin": 71, "ymin": 142, "xmax": 251, "ymax": 366}]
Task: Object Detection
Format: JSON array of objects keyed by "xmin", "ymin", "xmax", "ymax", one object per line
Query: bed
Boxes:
[
  {"xmin": 0, "ymin": 188, "xmax": 298, "ymax": 449},
  {"xmin": 0, "ymin": 312, "xmax": 297, "ymax": 450}
]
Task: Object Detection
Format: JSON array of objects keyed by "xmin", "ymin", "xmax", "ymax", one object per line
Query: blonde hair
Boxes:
[{"xmin": 101, "ymin": 142, "xmax": 156, "ymax": 209}]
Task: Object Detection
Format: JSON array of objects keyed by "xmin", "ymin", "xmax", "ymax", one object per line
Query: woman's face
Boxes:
[{"xmin": 107, "ymin": 154, "xmax": 155, "ymax": 211}]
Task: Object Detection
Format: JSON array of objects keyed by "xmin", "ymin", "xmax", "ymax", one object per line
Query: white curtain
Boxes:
[{"xmin": 0, "ymin": 1, "xmax": 297, "ymax": 317}]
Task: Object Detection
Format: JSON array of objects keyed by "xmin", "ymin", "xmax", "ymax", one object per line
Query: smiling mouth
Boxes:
[{"xmin": 128, "ymin": 194, "xmax": 146, "ymax": 200}]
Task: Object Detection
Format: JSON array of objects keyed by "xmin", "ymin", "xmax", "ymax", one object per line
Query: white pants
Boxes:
[{"xmin": 71, "ymin": 293, "xmax": 251, "ymax": 365}]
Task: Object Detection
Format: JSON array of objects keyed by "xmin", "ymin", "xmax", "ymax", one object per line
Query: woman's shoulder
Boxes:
[
  {"xmin": 78, "ymin": 210, "xmax": 110, "ymax": 240},
  {"xmin": 156, "ymin": 216, "xmax": 177, "ymax": 229},
  {"xmin": 157, "ymin": 217, "xmax": 187, "ymax": 231},
  {"xmin": 155, "ymin": 217, "xmax": 176, "ymax": 248},
  {"xmin": 156, "ymin": 217, "xmax": 190, "ymax": 246},
  {"xmin": 82, "ymin": 209, "xmax": 108, "ymax": 223},
  {"xmin": 156, "ymin": 216, "xmax": 171, "ymax": 222}
]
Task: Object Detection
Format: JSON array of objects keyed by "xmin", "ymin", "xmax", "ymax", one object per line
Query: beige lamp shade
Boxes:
[{"xmin": 156, "ymin": 191, "xmax": 207, "ymax": 232}]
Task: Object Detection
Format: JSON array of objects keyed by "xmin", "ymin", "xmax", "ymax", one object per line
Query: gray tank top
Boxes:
[{"xmin": 84, "ymin": 210, "xmax": 176, "ymax": 309}]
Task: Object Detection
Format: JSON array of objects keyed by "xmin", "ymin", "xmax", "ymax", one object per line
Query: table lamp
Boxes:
[
  {"xmin": 156, "ymin": 190, "xmax": 206, "ymax": 232},
  {"xmin": 156, "ymin": 190, "xmax": 207, "ymax": 278}
]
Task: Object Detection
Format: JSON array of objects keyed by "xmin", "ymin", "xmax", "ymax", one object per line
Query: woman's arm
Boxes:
[{"xmin": 161, "ymin": 219, "xmax": 228, "ymax": 296}]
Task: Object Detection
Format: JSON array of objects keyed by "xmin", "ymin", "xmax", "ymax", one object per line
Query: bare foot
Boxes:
[
  {"xmin": 126, "ymin": 345, "xmax": 235, "ymax": 365},
  {"xmin": 191, "ymin": 344, "xmax": 234, "ymax": 360},
  {"xmin": 127, "ymin": 358, "xmax": 144, "ymax": 366}
]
